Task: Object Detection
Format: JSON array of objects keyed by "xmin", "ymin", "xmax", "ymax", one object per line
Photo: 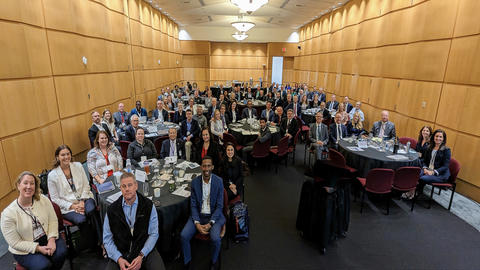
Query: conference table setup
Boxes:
[
  {"xmin": 301, "ymin": 108, "xmax": 336, "ymax": 124},
  {"xmin": 97, "ymin": 158, "xmax": 201, "ymax": 257},
  {"xmin": 228, "ymin": 118, "xmax": 280, "ymax": 146},
  {"xmin": 117, "ymin": 120, "xmax": 180, "ymax": 142},
  {"xmin": 236, "ymin": 100, "xmax": 267, "ymax": 119},
  {"xmin": 336, "ymin": 137, "xmax": 421, "ymax": 177}
]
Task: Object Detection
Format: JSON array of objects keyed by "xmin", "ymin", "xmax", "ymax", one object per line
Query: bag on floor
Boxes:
[{"xmin": 231, "ymin": 201, "xmax": 249, "ymax": 242}]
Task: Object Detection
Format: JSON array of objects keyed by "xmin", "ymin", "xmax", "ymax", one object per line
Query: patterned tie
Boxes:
[
  {"xmin": 317, "ymin": 124, "xmax": 321, "ymax": 141},
  {"xmin": 170, "ymin": 140, "xmax": 175, "ymax": 156}
]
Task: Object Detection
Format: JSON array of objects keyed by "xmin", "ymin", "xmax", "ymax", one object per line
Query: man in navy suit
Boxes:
[
  {"xmin": 241, "ymin": 100, "xmax": 257, "ymax": 119},
  {"xmin": 285, "ymin": 95, "xmax": 301, "ymax": 118},
  {"xmin": 342, "ymin": 96, "xmax": 353, "ymax": 113},
  {"xmin": 329, "ymin": 113, "xmax": 347, "ymax": 146},
  {"xmin": 160, "ymin": 128, "xmax": 186, "ymax": 159},
  {"xmin": 318, "ymin": 88, "xmax": 326, "ymax": 103},
  {"xmin": 113, "ymin": 102, "xmax": 129, "ymax": 130},
  {"xmin": 179, "ymin": 109, "xmax": 200, "ymax": 161},
  {"xmin": 326, "ymin": 94, "xmax": 339, "ymax": 111},
  {"xmin": 180, "ymin": 156, "xmax": 225, "ymax": 270},
  {"xmin": 130, "ymin": 100, "xmax": 147, "ymax": 120},
  {"xmin": 153, "ymin": 100, "xmax": 169, "ymax": 122},
  {"xmin": 261, "ymin": 100, "xmax": 275, "ymax": 123},
  {"xmin": 125, "ymin": 115, "xmax": 148, "ymax": 142}
]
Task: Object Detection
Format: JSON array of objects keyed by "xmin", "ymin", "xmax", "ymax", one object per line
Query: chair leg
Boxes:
[
  {"xmin": 438, "ymin": 188, "xmax": 442, "ymax": 195},
  {"xmin": 65, "ymin": 226, "xmax": 74, "ymax": 270},
  {"xmin": 428, "ymin": 185, "xmax": 434, "ymax": 209},
  {"xmin": 360, "ymin": 190, "xmax": 365, "ymax": 214},
  {"xmin": 448, "ymin": 185, "xmax": 456, "ymax": 210},
  {"xmin": 411, "ymin": 189, "xmax": 417, "ymax": 212},
  {"xmin": 386, "ymin": 193, "xmax": 390, "ymax": 215}
]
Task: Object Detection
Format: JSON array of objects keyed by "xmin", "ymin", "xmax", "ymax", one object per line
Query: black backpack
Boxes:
[{"xmin": 38, "ymin": 169, "xmax": 49, "ymax": 195}]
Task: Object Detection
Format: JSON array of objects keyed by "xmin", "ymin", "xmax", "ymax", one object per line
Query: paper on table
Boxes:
[
  {"xmin": 397, "ymin": 149, "xmax": 407, "ymax": 154},
  {"xmin": 135, "ymin": 170, "xmax": 147, "ymax": 182},
  {"xmin": 386, "ymin": 155, "xmax": 409, "ymax": 161},
  {"xmin": 176, "ymin": 161, "xmax": 189, "ymax": 170},
  {"xmin": 165, "ymin": 156, "xmax": 177, "ymax": 164},
  {"xmin": 106, "ymin": 191, "xmax": 122, "ymax": 203},
  {"xmin": 186, "ymin": 162, "xmax": 199, "ymax": 169},
  {"xmin": 346, "ymin": 146, "xmax": 364, "ymax": 152},
  {"xmin": 172, "ymin": 186, "xmax": 191, "ymax": 197}
]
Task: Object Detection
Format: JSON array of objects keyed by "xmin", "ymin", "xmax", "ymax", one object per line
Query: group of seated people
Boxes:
[{"xmin": 1, "ymin": 82, "xmax": 452, "ymax": 270}]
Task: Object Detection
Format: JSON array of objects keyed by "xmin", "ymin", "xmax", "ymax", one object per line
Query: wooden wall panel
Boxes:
[
  {"xmin": 445, "ymin": 35, "xmax": 480, "ymax": 85},
  {"xmin": 454, "ymin": 0, "xmax": 480, "ymax": 37},
  {"xmin": 453, "ymin": 134, "xmax": 480, "ymax": 187},
  {"xmin": 402, "ymin": 40, "xmax": 450, "ymax": 82},
  {"xmin": 61, "ymin": 114, "xmax": 91, "ymax": 155},
  {"xmin": 0, "ymin": 0, "xmax": 45, "ymax": 27},
  {"xmin": 0, "ymin": 143, "xmax": 12, "ymax": 198}
]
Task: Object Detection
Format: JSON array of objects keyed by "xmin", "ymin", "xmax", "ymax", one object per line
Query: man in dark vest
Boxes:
[{"xmin": 103, "ymin": 172, "xmax": 165, "ymax": 270}]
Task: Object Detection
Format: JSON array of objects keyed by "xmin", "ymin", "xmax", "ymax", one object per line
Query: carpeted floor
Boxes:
[{"xmin": 1, "ymin": 143, "xmax": 479, "ymax": 270}]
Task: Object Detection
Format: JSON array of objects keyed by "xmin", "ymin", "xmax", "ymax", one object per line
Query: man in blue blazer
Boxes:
[
  {"xmin": 181, "ymin": 156, "xmax": 225, "ymax": 270},
  {"xmin": 241, "ymin": 100, "xmax": 257, "ymax": 119},
  {"xmin": 329, "ymin": 113, "xmax": 347, "ymax": 146},
  {"xmin": 179, "ymin": 110, "xmax": 200, "ymax": 161},
  {"xmin": 261, "ymin": 100, "xmax": 275, "ymax": 122},
  {"xmin": 160, "ymin": 128, "xmax": 186, "ymax": 160},
  {"xmin": 130, "ymin": 100, "xmax": 147, "ymax": 120}
]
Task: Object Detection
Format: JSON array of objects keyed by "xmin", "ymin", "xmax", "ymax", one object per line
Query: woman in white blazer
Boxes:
[
  {"xmin": 47, "ymin": 145, "xmax": 103, "ymax": 254},
  {"xmin": 1, "ymin": 171, "xmax": 67, "ymax": 269}
]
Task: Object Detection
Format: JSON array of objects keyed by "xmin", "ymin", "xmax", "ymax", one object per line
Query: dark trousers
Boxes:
[
  {"xmin": 105, "ymin": 249, "xmax": 165, "ymax": 270},
  {"xmin": 181, "ymin": 215, "xmax": 223, "ymax": 264},
  {"xmin": 63, "ymin": 198, "xmax": 102, "ymax": 245},
  {"xmin": 13, "ymin": 238, "xmax": 67, "ymax": 270}
]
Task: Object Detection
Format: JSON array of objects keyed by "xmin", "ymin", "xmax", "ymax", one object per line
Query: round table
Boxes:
[
  {"xmin": 237, "ymin": 100, "xmax": 266, "ymax": 119},
  {"xmin": 97, "ymin": 159, "xmax": 201, "ymax": 257},
  {"xmin": 302, "ymin": 108, "xmax": 336, "ymax": 125},
  {"xmin": 228, "ymin": 119, "xmax": 280, "ymax": 146},
  {"xmin": 337, "ymin": 139, "xmax": 421, "ymax": 177}
]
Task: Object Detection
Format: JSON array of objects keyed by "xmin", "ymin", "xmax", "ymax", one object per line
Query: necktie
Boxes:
[
  {"xmin": 379, "ymin": 123, "xmax": 385, "ymax": 138},
  {"xmin": 121, "ymin": 113, "xmax": 124, "ymax": 123},
  {"xmin": 249, "ymin": 109, "xmax": 252, "ymax": 118},
  {"xmin": 337, "ymin": 124, "xmax": 341, "ymax": 141},
  {"xmin": 170, "ymin": 141, "xmax": 175, "ymax": 156},
  {"xmin": 329, "ymin": 102, "xmax": 333, "ymax": 110},
  {"xmin": 294, "ymin": 104, "xmax": 297, "ymax": 116},
  {"xmin": 316, "ymin": 124, "xmax": 321, "ymax": 141}
]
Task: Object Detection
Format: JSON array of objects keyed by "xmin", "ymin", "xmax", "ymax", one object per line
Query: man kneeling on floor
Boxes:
[
  {"xmin": 103, "ymin": 172, "xmax": 165, "ymax": 270},
  {"xmin": 181, "ymin": 156, "xmax": 225, "ymax": 270}
]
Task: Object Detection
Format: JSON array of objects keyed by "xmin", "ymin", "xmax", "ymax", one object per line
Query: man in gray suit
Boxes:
[
  {"xmin": 309, "ymin": 111, "xmax": 329, "ymax": 160},
  {"xmin": 370, "ymin": 110, "xmax": 396, "ymax": 140}
]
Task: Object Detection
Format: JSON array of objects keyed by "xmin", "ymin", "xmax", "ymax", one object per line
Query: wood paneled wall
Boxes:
[
  {"xmin": 0, "ymin": 0, "xmax": 181, "ymax": 210},
  {"xmin": 294, "ymin": 0, "xmax": 480, "ymax": 202},
  {"xmin": 181, "ymin": 41, "xmax": 210, "ymax": 90}
]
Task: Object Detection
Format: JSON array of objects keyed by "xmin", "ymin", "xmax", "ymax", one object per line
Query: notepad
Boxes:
[
  {"xmin": 97, "ymin": 181, "xmax": 115, "ymax": 194},
  {"xmin": 106, "ymin": 191, "xmax": 122, "ymax": 203}
]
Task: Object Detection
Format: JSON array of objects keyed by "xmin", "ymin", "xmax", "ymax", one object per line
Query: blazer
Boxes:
[
  {"xmin": 422, "ymin": 146, "xmax": 451, "ymax": 180},
  {"xmin": 189, "ymin": 174, "xmax": 225, "ymax": 225},
  {"xmin": 343, "ymin": 102, "xmax": 353, "ymax": 113},
  {"xmin": 346, "ymin": 122, "xmax": 366, "ymax": 137},
  {"xmin": 113, "ymin": 111, "xmax": 129, "ymax": 128},
  {"xmin": 261, "ymin": 109, "xmax": 275, "ymax": 122},
  {"xmin": 48, "ymin": 162, "xmax": 94, "ymax": 214},
  {"xmin": 219, "ymin": 157, "xmax": 243, "ymax": 199},
  {"xmin": 326, "ymin": 101, "xmax": 339, "ymax": 111},
  {"xmin": 329, "ymin": 123, "xmax": 347, "ymax": 144},
  {"xmin": 272, "ymin": 114, "xmax": 284, "ymax": 126},
  {"xmin": 309, "ymin": 122, "xmax": 328, "ymax": 146},
  {"xmin": 125, "ymin": 125, "xmax": 149, "ymax": 142},
  {"xmin": 241, "ymin": 107, "xmax": 257, "ymax": 119},
  {"xmin": 127, "ymin": 140, "xmax": 157, "ymax": 166},
  {"xmin": 207, "ymin": 105, "xmax": 220, "ymax": 121},
  {"xmin": 318, "ymin": 93, "xmax": 326, "ymax": 103},
  {"xmin": 153, "ymin": 109, "xmax": 169, "ymax": 122},
  {"xmin": 160, "ymin": 139, "xmax": 186, "ymax": 160},
  {"xmin": 370, "ymin": 121, "xmax": 396, "ymax": 140},
  {"xmin": 180, "ymin": 119, "xmax": 200, "ymax": 140},
  {"xmin": 309, "ymin": 100, "xmax": 321, "ymax": 109},
  {"xmin": 273, "ymin": 98, "xmax": 284, "ymax": 108},
  {"xmin": 280, "ymin": 117, "xmax": 299, "ymax": 137},
  {"xmin": 226, "ymin": 110, "xmax": 241, "ymax": 123},
  {"xmin": 0, "ymin": 195, "xmax": 58, "ymax": 255},
  {"xmin": 285, "ymin": 102, "xmax": 301, "ymax": 117},
  {"xmin": 88, "ymin": 123, "xmax": 113, "ymax": 147},
  {"xmin": 194, "ymin": 140, "xmax": 221, "ymax": 170},
  {"xmin": 173, "ymin": 111, "xmax": 186, "ymax": 124},
  {"xmin": 129, "ymin": 108, "xmax": 147, "ymax": 118}
]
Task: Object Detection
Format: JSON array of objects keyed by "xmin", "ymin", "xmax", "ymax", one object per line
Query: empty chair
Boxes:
[
  {"xmin": 153, "ymin": 135, "xmax": 169, "ymax": 155},
  {"xmin": 287, "ymin": 130, "xmax": 301, "ymax": 164},
  {"xmin": 357, "ymin": 168, "xmax": 395, "ymax": 215},
  {"xmin": 392, "ymin": 167, "xmax": 421, "ymax": 211},
  {"xmin": 269, "ymin": 136, "xmax": 289, "ymax": 173}
]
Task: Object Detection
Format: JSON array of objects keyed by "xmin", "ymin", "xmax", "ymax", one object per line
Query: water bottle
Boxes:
[
  {"xmin": 406, "ymin": 141, "xmax": 411, "ymax": 153},
  {"xmin": 126, "ymin": 159, "xmax": 132, "ymax": 173}
]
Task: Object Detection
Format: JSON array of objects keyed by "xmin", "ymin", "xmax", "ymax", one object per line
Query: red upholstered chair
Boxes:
[
  {"xmin": 427, "ymin": 158, "xmax": 460, "ymax": 210},
  {"xmin": 399, "ymin": 137, "xmax": 418, "ymax": 149},
  {"xmin": 392, "ymin": 167, "xmax": 421, "ymax": 211},
  {"xmin": 328, "ymin": 148, "xmax": 357, "ymax": 176},
  {"xmin": 222, "ymin": 132, "xmax": 244, "ymax": 152},
  {"xmin": 153, "ymin": 135, "xmax": 169, "ymax": 156},
  {"xmin": 119, "ymin": 140, "xmax": 130, "ymax": 161},
  {"xmin": 357, "ymin": 168, "xmax": 395, "ymax": 215},
  {"xmin": 250, "ymin": 139, "xmax": 271, "ymax": 171},
  {"xmin": 287, "ymin": 130, "xmax": 301, "ymax": 165},
  {"xmin": 269, "ymin": 136, "xmax": 289, "ymax": 173}
]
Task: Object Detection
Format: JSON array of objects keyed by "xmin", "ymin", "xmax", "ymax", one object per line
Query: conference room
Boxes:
[{"xmin": 0, "ymin": 0, "xmax": 479, "ymax": 269}]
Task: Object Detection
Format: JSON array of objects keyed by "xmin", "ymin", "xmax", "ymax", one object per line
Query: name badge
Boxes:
[{"xmin": 187, "ymin": 131, "xmax": 191, "ymax": 136}]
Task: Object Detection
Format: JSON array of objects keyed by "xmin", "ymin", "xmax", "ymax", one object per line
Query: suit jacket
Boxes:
[
  {"xmin": 226, "ymin": 110, "xmax": 240, "ymax": 123},
  {"xmin": 88, "ymin": 123, "xmax": 113, "ymax": 147},
  {"xmin": 326, "ymin": 101, "xmax": 339, "ymax": 111},
  {"xmin": 261, "ymin": 109, "xmax": 275, "ymax": 122},
  {"xmin": 190, "ymin": 174, "xmax": 225, "ymax": 224},
  {"xmin": 113, "ymin": 111, "xmax": 129, "ymax": 128},
  {"xmin": 129, "ymin": 108, "xmax": 147, "ymax": 118},
  {"xmin": 207, "ymin": 105, "xmax": 219, "ymax": 121},
  {"xmin": 180, "ymin": 119, "xmax": 200, "ymax": 140},
  {"xmin": 194, "ymin": 141, "xmax": 221, "ymax": 171},
  {"xmin": 173, "ymin": 111, "xmax": 186, "ymax": 124},
  {"xmin": 421, "ymin": 146, "xmax": 451, "ymax": 180},
  {"xmin": 124, "ymin": 125, "xmax": 149, "ymax": 142},
  {"xmin": 160, "ymin": 139, "xmax": 186, "ymax": 159},
  {"xmin": 241, "ymin": 107, "xmax": 257, "ymax": 119},
  {"xmin": 309, "ymin": 100, "xmax": 321, "ymax": 109},
  {"xmin": 343, "ymin": 102, "xmax": 353, "ymax": 113},
  {"xmin": 272, "ymin": 114, "xmax": 284, "ymax": 126},
  {"xmin": 285, "ymin": 102, "xmax": 301, "ymax": 117},
  {"xmin": 329, "ymin": 123, "xmax": 347, "ymax": 144},
  {"xmin": 318, "ymin": 93, "xmax": 326, "ymax": 102},
  {"xmin": 273, "ymin": 98, "xmax": 284, "ymax": 108},
  {"xmin": 370, "ymin": 121, "xmax": 396, "ymax": 140},
  {"xmin": 280, "ymin": 117, "xmax": 299, "ymax": 137},
  {"xmin": 153, "ymin": 109, "xmax": 169, "ymax": 122},
  {"xmin": 258, "ymin": 126, "xmax": 272, "ymax": 143},
  {"xmin": 309, "ymin": 122, "xmax": 328, "ymax": 146}
]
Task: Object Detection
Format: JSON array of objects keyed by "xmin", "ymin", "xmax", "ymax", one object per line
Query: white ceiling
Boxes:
[{"xmin": 148, "ymin": 0, "xmax": 346, "ymax": 42}]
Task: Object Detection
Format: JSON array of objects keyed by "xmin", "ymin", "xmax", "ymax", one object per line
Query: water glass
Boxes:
[{"xmin": 143, "ymin": 182, "xmax": 149, "ymax": 196}]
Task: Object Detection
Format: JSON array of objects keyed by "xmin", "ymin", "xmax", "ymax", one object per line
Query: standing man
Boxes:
[
  {"xmin": 103, "ymin": 172, "xmax": 165, "ymax": 270},
  {"xmin": 180, "ymin": 157, "xmax": 225, "ymax": 270},
  {"xmin": 309, "ymin": 112, "xmax": 329, "ymax": 160},
  {"xmin": 88, "ymin": 111, "xmax": 113, "ymax": 147},
  {"xmin": 370, "ymin": 110, "xmax": 396, "ymax": 140},
  {"xmin": 180, "ymin": 110, "xmax": 200, "ymax": 161},
  {"xmin": 113, "ymin": 103, "xmax": 129, "ymax": 130}
]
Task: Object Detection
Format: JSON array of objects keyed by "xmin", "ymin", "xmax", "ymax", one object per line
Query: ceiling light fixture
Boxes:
[
  {"xmin": 231, "ymin": 21, "xmax": 255, "ymax": 32},
  {"xmin": 232, "ymin": 32, "xmax": 248, "ymax": 41},
  {"xmin": 231, "ymin": 0, "xmax": 268, "ymax": 14}
]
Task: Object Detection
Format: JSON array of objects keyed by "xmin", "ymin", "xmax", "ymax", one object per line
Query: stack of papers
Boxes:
[
  {"xmin": 106, "ymin": 191, "xmax": 122, "ymax": 203},
  {"xmin": 172, "ymin": 185, "xmax": 191, "ymax": 198},
  {"xmin": 386, "ymin": 155, "xmax": 409, "ymax": 161}
]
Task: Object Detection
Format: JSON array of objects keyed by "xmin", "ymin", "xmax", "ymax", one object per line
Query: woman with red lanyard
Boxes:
[{"xmin": 87, "ymin": 131, "xmax": 123, "ymax": 185}]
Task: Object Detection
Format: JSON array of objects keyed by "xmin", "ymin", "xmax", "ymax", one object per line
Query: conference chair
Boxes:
[
  {"xmin": 287, "ymin": 130, "xmax": 301, "ymax": 165},
  {"xmin": 427, "ymin": 158, "xmax": 460, "ymax": 210},
  {"xmin": 392, "ymin": 167, "xmax": 421, "ymax": 211},
  {"xmin": 250, "ymin": 139, "xmax": 271, "ymax": 172},
  {"xmin": 269, "ymin": 136, "xmax": 289, "ymax": 173},
  {"xmin": 153, "ymin": 135, "xmax": 169, "ymax": 156},
  {"xmin": 222, "ymin": 132, "xmax": 244, "ymax": 152},
  {"xmin": 399, "ymin": 137, "xmax": 418, "ymax": 149},
  {"xmin": 119, "ymin": 140, "xmax": 130, "ymax": 160},
  {"xmin": 356, "ymin": 168, "xmax": 395, "ymax": 215}
]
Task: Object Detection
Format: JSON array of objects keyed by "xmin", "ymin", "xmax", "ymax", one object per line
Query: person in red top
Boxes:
[
  {"xmin": 194, "ymin": 127, "xmax": 221, "ymax": 174},
  {"xmin": 87, "ymin": 131, "xmax": 123, "ymax": 185}
]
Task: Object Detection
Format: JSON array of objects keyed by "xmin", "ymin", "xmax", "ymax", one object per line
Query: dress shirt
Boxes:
[
  {"xmin": 316, "ymin": 124, "xmax": 322, "ymax": 141},
  {"xmin": 169, "ymin": 140, "xmax": 177, "ymax": 157},
  {"xmin": 103, "ymin": 196, "xmax": 158, "ymax": 263},
  {"xmin": 184, "ymin": 121, "xmax": 192, "ymax": 140},
  {"xmin": 231, "ymin": 111, "xmax": 237, "ymax": 123},
  {"xmin": 378, "ymin": 122, "xmax": 386, "ymax": 138},
  {"xmin": 349, "ymin": 108, "xmax": 365, "ymax": 121},
  {"xmin": 201, "ymin": 177, "xmax": 211, "ymax": 215},
  {"xmin": 336, "ymin": 124, "xmax": 342, "ymax": 141},
  {"xmin": 328, "ymin": 102, "xmax": 334, "ymax": 111}
]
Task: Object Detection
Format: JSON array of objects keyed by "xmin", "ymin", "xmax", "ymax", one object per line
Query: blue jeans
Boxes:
[
  {"xmin": 13, "ymin": 238, "xmax": 67, "ymax": 270},
  {"xmin": 181, "ymin": 214, "xmax": 224, "ymax": 264}
]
